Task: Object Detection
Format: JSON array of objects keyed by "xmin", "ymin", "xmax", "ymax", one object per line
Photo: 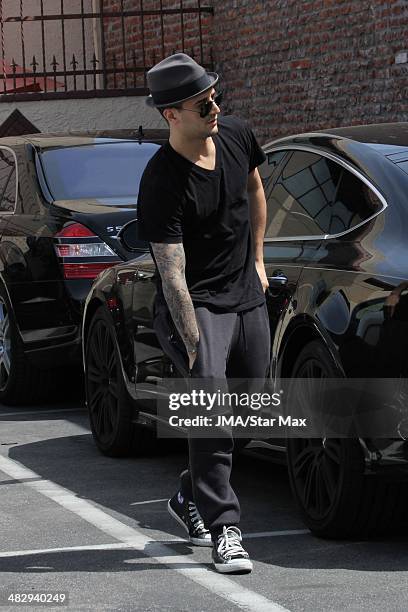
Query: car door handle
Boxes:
[
  {"xmin": 135, "ymin": 270, "xmax": 148, "ymax": 280},
  {"xmin": 268, "ymin": 272, "xmax": 288, "ymax": 288}
]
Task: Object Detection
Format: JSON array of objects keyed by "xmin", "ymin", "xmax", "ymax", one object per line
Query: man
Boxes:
[{"xmin": 137, "ymin": 53, "xmax": 270, "ymax": 574}]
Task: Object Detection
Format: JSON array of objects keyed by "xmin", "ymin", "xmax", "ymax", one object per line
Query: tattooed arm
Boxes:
[{"xmin": 151, "ymin": 242, "xmax": 199, "ymax": 369}]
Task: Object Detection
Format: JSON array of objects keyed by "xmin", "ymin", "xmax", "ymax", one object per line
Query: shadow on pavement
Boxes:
[{"xmin": 4, "ymin": 418, "xmax": 408, "ymax": 573}]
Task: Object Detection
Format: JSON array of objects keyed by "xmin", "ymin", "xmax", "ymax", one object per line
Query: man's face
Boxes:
[{"xmin": 166, "ymin": 87, "xmax": 221, "ymax": 139}]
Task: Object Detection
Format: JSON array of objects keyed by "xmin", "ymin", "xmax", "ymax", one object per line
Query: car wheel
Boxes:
[
  {"xmin": 286, "ymin": 340, "xmax": 408, "ymax": 538},
  {"xmin": 0, "ymin": 287, "xmax": 55, "ymax": 405},
  {"xmin": 85, "ymin": 306, "xmax": 156, "ymax": 457}
]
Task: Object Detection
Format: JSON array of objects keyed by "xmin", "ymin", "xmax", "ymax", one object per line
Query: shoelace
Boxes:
[
  {"xmin": 216, "ymin": 526, "xmax": 246, "ymax": 559},
  {"xmin": 188, "ymin": 501, "xmax": 208, "ymax": 534}
]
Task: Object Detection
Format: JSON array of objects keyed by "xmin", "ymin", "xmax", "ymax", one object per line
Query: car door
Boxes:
[
  {"xmin": 260, "ymin": 148, "xmax": 344, "ymax": 375},
  {"xmin": 0, "ymin": 146, "xmax": 20, "ymax": 281}
]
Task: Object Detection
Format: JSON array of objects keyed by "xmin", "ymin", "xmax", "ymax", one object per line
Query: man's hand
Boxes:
[
  {"xmin": 255, "ymin": 259, "xmax": 269, "ymax": 293},
  {"xmin": 188, "ymin": 349, "xmax": 198, "ymax": 372}
]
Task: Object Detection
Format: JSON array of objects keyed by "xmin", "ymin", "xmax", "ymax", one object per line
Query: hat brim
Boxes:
[{"xmin": 145, "ymin": 72, "xmax": 219, "ymax": 108}]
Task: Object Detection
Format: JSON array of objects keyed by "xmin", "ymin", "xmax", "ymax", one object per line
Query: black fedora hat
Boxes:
[{"xmin": 146, "ymin": 53, "xmax": 218, "ymax": 108}]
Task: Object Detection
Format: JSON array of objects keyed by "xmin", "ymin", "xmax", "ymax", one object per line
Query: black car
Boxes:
[
  {"xmin": 83, "ymin": 122, "xmax": 408, "ymax": 538},
  {"xmin": 0, "ymin": 128, "xmax": 167, "ymax": 405}
]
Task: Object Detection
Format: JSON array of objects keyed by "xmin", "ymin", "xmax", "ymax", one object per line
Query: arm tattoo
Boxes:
[{"xmin": 151, "ymin": 242, "xmax": 199, "ymax": 353}]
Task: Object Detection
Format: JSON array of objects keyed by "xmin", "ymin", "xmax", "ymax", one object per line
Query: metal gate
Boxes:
[{"xmin": 0, "ymin": 0, "xmax": 214, "ymax": 101}]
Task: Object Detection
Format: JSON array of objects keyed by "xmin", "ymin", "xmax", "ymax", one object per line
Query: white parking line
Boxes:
[
  {"xmin": 0, "ymin": 543, "xmax": 132, "ymax": 558},
  {"xmin": 130, "ymin": 498, "xmax": 168, "ymax": 505},
  {"xmin": 246, "ymin": 530, "xmax": 309, "ymax": 539},
  {"xmin": 0, "ymin": 454, "xmax": 290, "ymax": 612}
]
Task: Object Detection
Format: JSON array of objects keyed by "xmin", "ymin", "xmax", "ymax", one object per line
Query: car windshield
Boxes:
[{"xmin": 39, "ymin": 141, "xmax": 161, "ymax": 204}]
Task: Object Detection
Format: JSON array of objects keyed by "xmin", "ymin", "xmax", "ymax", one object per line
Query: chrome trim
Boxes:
[
  {"xmin": 262, "ymin": 144, "xmax": 388, "ymax": 243},
  {"xmin": 263, "ymin": 131, "xmax": 344, "ymax": 150},
  {"xmin": 0, "ymin": 146, "xmax": 19, "ymax": 215}
]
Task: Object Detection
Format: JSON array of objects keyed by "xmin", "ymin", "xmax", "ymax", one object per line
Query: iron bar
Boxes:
[
  {"xmin": 3, "ymin": 8, "xmax": 214, "ymax": 22},
  {"xmin": 51, "ymin": 55, "xmax": 58, "ymax": 92},
  {"xmin": 60, "ymin": 0, "xmax": 68, "ymax": 91},
  {"xmin": 99, "ymin": 0, "xmax": 107, "ymax": 89},
  {"xmin": 112, "ymin": 54, "xmax": 117, "ymax": 89},
  {"xmin": 0, "ymin": 0, "xmax": 6, "ymax": 94},
  {"xmin": 91, "ymin": 53, "xmax": 98, "ymax": 90},
  {"xmin": 0, "ymin": 87, "xmax": 150, "ymax": 102},
  {"xmin": 197, "ymin": 0, "xmax": 203, "ymax": 64},
  {"xmin": 140, "ymin": 0, "xmax": 146, "ymax": 87},
  {"xmin": 80, "ymin": 0, "xmax": 87, "ymax": 90},
  {"xmin": 131, "ymin": 49, "xmax": 137, "ymax": 88},
  {"xmin": 120, "ymin": 0, "xmax": 127, "ymax": 88},
  {"xmin": 71, "ymin": 53, "xmax": 78, "ymax": 91},
  {"xmin": 19, "ymin": 0, "xmax": 27, "ymax": 90},
  {"xmin": 40, "ymin": 0, "xmax": 47, "ymax": 93},
  {"xmin": 180, "ymin": 0, "xmax": 185, "ymax": 53},
  {"xmin": 31, "ymin": 55, "xmax": 38, "ymax": 87},
  {"xmin": 11, "ymin": 58, "xmax": 16, "ymax": 92},
  {"xmin": 159, "ymin": 0, "xmax": 165, "ymax": 59}
]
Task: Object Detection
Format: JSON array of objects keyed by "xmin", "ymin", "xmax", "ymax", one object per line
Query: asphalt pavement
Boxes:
[{"xmin": 0, "ymin": 395, "xmax": 408, "ymax": 612}]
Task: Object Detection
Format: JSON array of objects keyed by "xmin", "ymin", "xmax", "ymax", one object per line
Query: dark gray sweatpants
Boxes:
[{"xmin": 154, "ymin": 301, "xmax": 271, "ymax": 537}]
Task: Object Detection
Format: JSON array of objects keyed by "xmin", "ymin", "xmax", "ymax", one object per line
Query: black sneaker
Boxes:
[
  {"xmin": 212, "ymin": 526, "xmax": 253, "ymax": 573},
  {"xmin": 167, "ymin": 491, "xmax": 212, "ymax": 547}
]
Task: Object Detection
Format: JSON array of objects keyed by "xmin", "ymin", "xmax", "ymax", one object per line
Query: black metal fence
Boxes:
[{"xmin": 0, "ymin": 0, "xmax": 214, "ymax": 102}]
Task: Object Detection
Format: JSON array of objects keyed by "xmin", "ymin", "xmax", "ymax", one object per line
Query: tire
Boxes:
[
  {"xmin": 85, "ymin": 306, "xmax": 156, "ymax": 457},
  {"xmin": 0, "ymin": 286, "xmax": 57, "ymax": 405},
  {"xmin": 286, "ymin": 340, "xmax": 408, "ymax": 538}
]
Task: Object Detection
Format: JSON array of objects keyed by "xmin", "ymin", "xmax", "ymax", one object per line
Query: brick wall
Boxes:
[
  {"xmin": 102, "ymin": 0, "xmax": 213, "ymax": 89},
  {"xmin": 211, "ymin": 0, "xmax": 408, "ymax": 143},
  {"xmin": 102, "ymin": 0, "xmax": 408, "ymax": 143}
]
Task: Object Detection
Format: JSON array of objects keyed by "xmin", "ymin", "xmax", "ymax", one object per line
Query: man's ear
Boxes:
[{"xmin": 163, "ymin": 107, "xmax": 179, "ymax": 124}]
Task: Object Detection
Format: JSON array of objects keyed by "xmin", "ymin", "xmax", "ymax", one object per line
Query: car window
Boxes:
[
  {"xmin": 396, "ymin": 160, "xmax": 408, "ymax": 175},
  {"xmin": 259, "ymin": 150, "xmax": 288, "ymax": 206},
  {"xmin": 265, "ymin": 150, "xmax": 342, "ymax": 238},
  {"xmin": 265, "ymin": 150, "xmax": 383, "ymax": 239},
  {"xmin": 39, "ymin": 141, "xmax": 161, "ymax": 204},
  {"xmin": 0, "ymin": 148, "xmax": 17, "ymax": 213},
  {"xmin": 330, "ymin": 168, "xmax": 383, "ymax": 235}
]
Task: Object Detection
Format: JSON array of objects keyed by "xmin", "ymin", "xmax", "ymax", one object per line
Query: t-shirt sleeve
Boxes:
[
  {"xmin": 137, "ymin": 170, "xmax": 183, "ymax": 244},
  {"xmin": 245, "ymin": 123, "xmax": 266, "ymax": 173}
]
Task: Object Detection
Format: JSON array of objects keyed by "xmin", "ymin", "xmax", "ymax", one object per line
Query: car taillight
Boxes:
[{"xmin": 54, "ymin": 222, "xmax": 121, "ymax": 280}]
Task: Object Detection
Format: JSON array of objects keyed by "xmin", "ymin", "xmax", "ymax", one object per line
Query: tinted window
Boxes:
[
  {"xmin": 0, "ymin": 149, "xmax": 16, "ymax": 212},
  {"xmin": 265, "ymin": 151, "xmax": 383, "ymax": 239},
  {"xmin": 40, "ymin": 141, "xmax": 160, "ymax": 204},
  {"xmin": 265, "ymin": 151, "xmax": 342, "ymax": 238},
  {"xmin": 397, "ymin": 160, "xmax": 408, "ymax": 175},
  {"xmin": 330, "ymin": 169, "xmax": 382, "ymax": 234},
  {"xmin": 259, "ymin": 150, "xmax": 288, "ymax": 208}
]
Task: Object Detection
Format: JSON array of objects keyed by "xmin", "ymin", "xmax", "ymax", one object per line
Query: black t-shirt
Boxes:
[{"xmin": 137, "ymin": 115, "xmax": 266, "ymax": 312}]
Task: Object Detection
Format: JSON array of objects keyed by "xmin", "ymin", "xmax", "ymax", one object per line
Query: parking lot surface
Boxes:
[{"xmin": 0, "ymin": 398, "xmax": 408, "ymax": 612}]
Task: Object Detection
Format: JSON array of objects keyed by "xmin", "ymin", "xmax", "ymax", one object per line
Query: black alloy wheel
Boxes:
[
  {"xmin": 286, "ymin": 340, "xmax": 366, "ymax": 538},
  {"xmin": 0, "ymin": 297, "xmax": 11, "ymax": 392},
  {"xmin": 286, "ymin": 340, "xmax": 408, "ymax": 538},
  {"xmin": 85, "ymin": 306, "xmax": 155, "ymax": 457}
]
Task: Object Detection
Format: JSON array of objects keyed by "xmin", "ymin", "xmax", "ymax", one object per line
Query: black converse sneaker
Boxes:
[
  {"xmin": 167, "ymin": 491, "xmax": 212, "ymax": 546},
  {"xmin": 212, "ymin": 526, "xmax": 253, "ymax": 573}
]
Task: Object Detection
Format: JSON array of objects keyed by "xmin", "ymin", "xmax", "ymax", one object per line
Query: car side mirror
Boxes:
[{"xmin": 117, "ymin": 219, "xmax": 149, "ymax": 252}]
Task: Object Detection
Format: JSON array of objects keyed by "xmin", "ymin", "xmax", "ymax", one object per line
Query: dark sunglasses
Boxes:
[{"xmin": 178, "ymin": 91, "xmax": 223, "ymax": 118}]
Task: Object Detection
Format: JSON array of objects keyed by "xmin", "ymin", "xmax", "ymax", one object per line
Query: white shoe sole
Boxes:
[
  {"xmin": 214, "ymin": 559, "xmax": 253, "ymax": 574},
  {"xmin": 167, "ymin": 500, "xmax": 213, "ymax": 547}
]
